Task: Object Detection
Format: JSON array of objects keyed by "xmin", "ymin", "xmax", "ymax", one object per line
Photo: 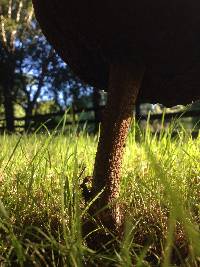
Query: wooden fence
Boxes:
[{"xmin": 0, "ymin": 105, "xmax": 200, "ymax": 133}]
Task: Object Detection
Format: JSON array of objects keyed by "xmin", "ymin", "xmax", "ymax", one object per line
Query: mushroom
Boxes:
[{"xmin": 32, "ymin": 0, "xmax": 200, "ymax": 234}]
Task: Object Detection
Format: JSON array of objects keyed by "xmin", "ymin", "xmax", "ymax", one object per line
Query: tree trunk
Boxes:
[
  {"xmin": 3, "ymin": 85, "xmax": 15, "ymax": 132},
  {"xmin": 25, "ymin": 105, "xmax": 33, "ymax": 131},
  {"xmin": 1, "ymin": 58, "xmax": 15, "ymax": 133},
  {"xmin": 91, "ymin": 62, "xmax": 145, "ymax": 234}
]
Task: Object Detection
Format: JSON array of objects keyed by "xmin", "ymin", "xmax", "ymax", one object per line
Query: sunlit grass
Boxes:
[{"xmin": 0, "ymin": 121, "xmax": 199, "ymax": 266}]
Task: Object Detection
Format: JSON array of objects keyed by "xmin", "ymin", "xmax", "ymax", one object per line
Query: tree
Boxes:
[
  {"xmin": 0, "ymin": 1, "xmax": 86, "ymax": 131},
  {"xmin": 0, "ymin": 0, "xmax": 33, "ymax": 131},
  {"xmin": 16, "ymin": 33, "xmax": 56, "ymax": 129}
]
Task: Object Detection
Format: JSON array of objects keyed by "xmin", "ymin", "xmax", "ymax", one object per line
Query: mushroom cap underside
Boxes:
[{"xmin": 33, "ymin": 0, "xmax": 200, "ymax": 105}]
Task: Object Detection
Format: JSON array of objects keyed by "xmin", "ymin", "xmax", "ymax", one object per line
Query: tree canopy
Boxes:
[{"xmin": 0, "ymin": 0, "xmax": 93, "ymax": 132}]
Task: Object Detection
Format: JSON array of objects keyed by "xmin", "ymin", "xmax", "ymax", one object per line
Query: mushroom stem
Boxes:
[{"xmin": 92, "ymin": 62, "xmax": 145, "ymax": 232}]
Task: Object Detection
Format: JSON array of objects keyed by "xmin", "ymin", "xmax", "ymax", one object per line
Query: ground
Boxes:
[{"xmin": 0, "ymin": 123, "xmax": 199, "ymax": 266}]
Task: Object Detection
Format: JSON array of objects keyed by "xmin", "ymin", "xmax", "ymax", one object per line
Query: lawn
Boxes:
[{"xmin": 0, "ymin": 122, "xmax": 199, "ymax": 266}]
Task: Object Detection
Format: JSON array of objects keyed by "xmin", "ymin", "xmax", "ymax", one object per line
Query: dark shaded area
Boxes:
[{"xmin": 33, "ymin": 0, "xmax": 200, "ymax": 105}]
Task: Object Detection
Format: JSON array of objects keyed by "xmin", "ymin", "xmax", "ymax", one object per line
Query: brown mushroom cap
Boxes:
[{"xmin": 33, "ymin": 0, "xmax": 200, "ymax": 105}]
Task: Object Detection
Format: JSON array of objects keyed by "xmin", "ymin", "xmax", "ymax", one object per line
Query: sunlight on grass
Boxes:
[{"xmin": 0, "ymin": 121, "xmax": 199, "ymax": 266}]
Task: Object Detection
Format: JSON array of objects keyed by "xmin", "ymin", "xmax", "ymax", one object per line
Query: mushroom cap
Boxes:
[{"xmin": 33, "ymin": 0, "xmax": 200, "ymax": 105}]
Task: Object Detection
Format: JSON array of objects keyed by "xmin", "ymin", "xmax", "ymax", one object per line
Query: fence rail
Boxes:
[
  {"xmin": 0, "ymin": 106, "xmax": 200, "ymax": 131},
  {"xmin": 137, "ymin": 109, "xmax": 200, "ymax": 120}
]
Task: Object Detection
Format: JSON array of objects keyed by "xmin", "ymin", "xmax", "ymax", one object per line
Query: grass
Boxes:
[{"xmin": 0, "ymin": 120, "xmax": 199, "ymax": 266}]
